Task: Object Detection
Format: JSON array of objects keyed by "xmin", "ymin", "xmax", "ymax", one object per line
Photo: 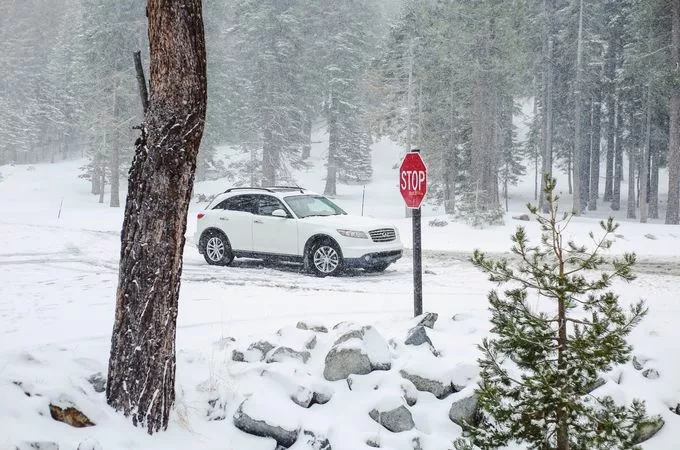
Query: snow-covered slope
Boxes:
[{"xmin": 0, "ymin": 135, "xmax": 679, "ymax": 450}]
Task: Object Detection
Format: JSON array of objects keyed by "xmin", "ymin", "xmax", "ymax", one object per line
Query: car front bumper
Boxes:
[{"xmin": 344, "ymin": 249, "xmax": 403, "ymax": 268}]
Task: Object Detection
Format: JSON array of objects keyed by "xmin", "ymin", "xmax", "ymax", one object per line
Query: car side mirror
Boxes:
[{"xmin": 271, "ymin": 209, "xmax": 287, "ymax": 218}]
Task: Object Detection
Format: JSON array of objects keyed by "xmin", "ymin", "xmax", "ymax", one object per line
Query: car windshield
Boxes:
[{"xmin": 284, "ymin": 195, "xmax": 346, "ymax": 218}]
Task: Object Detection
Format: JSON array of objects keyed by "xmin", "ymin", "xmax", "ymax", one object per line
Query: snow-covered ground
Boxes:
[{"xmin": 1, "ymin": 132, "xmax": 679, "ymax": 450}]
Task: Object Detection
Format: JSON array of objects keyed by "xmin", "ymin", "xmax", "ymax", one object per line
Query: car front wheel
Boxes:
[
  {"xmin": 201, "ymin": 231, "xmax": 234, "ymax": 266},
  {"xmin": 308, "ymin": 239, "xmax": 343, "ymax": 277}
]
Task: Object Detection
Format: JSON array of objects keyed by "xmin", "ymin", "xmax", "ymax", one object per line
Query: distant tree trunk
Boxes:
[
  {"xmin": 640, "ymin": 85, "xmax": 652, "ymax": 222},
  {"xmin": 324, "ymin": 94, "xmax": 338, "ymax": 196},
  {"xmin": 106, "ymin": 0, "xmax": 207, "ymax": 434},
  {"xmin": 262, "ymin": 126, "xmax": 278, "ymax": 186},
  {"xmin": 572, "ymin": 0, "xmax": 584, "ymax": 214},
  {"xmin": 532, "ymin": 82, "xmax": 539, "ymax": 201},
  {"xmin": 589, "ymin": 81, "xmax": 603, "ymax": 211},
  {"xmin": 99, "ymin": 148, "xmax": 106, "ymax": 204},
  {"xmin": 110, "ymin": 88, "xmax": 120, "ymax": 208},
  {"xmin": 444, "ymin": 78, "xmax": 456, "ymax": 214},
  {"xmin": 567, "ymin": 154, "xmax": 572, "ymax": 195},
  {"xmin": 650, "ymin": 138, "xmax": 660, "ymax": 219},
  {"xmin": 301, "ymin": 113, "xmax": 312, "ymax": 160},
  {"xmin": 611, "ymin": 98, "xmax": 623, "ymax": 211},
  {"xmin": 405, "ymin": 39, "xmax": 414, "ymax": 218},
  {"xmin": 603, "ymin": 32, "xmax": 617, "ymax": 202},
  {"xmin": 92, "ymin": 153, "xmax": 101, "ymax": 195},
  {"xmin": 539, "ymin": 8, "xmax": 554, "ymax": 214},
  {"xmin": 627, "ymin": 148, "xmax": 636, "ymax": 219},
  {"xmin": 666, "ymin": 0, "xmax": 680, "ymax": 224},
  {"xmin": 581, "ymin": 96, "xmax": 591, "ymax": 210}
]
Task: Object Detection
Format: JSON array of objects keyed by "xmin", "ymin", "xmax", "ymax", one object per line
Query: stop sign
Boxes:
[{"xmin": 399, "ymin": 152, "xmax": 427, "ymax": 209}]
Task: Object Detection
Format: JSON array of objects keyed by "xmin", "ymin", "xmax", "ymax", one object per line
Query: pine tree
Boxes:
[{"xmin": 459, "ymin": 176, "xmax": 661, "ymax": 450}]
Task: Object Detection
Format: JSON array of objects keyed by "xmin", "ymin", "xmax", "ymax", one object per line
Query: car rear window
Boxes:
[{"xmin": 214, "ymin": 195, "xmax": 255, "ymax": 213}]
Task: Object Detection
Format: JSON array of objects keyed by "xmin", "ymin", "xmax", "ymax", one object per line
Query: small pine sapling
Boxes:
[{"xmin": 457, "ymin": 177, "xmax": 661, "ymax": 450}]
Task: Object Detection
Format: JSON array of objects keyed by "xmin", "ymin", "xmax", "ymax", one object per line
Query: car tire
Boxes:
[
  {"xmin": 308, "ymin": 239, "xmax": 343, "ymax": 277},
  {"xmin": 365, "ymin": 263, "xmax": 390, "ymax": 273},
  {"xmin": 200, "ymin": 230, "xmax": 234, "ymax": 266}
]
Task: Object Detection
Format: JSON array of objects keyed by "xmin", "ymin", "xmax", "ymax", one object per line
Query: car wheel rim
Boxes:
[
  {"xmin": 206, "ymin": 237, "xmax": 225, "ymax": 261},
  {"xmin": 313, "ymin": 246, "xmax": 339, "ymax": 273}
]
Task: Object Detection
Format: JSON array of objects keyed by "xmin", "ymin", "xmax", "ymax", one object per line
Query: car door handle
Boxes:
[
  {"xmin": 254, "ymin": 219, "xmax": 263, "ymax": 224},
  {"xmin": 219, "ymin": 217, "xmax": 229, "ymax": 221}
]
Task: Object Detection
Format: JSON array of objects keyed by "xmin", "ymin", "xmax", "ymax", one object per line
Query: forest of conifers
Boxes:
[{"xmin": 1, "ymin": 0, "xmax": 678, "ymax": 224}]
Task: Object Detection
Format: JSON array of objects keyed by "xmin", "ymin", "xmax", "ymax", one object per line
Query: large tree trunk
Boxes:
[
  {"xmin": 572, "ymin": 0, "xmax": 584, "ymax": 214},
  {"xmin": 603, "ymin": 30, "xmax": 617, "ymax": 202},
  {"xmin": 106, "ymin": 0, "xmax": 207, "ymax": 434},
  {"xmin": 667, "ymin": 0, "xmax": 680, "ymax": 224},
  {"xmin": 650, "ymin": 137, "xmax": 660, "ymax": 219},
  {"xmin": 539, "ymin": 3, "xmax": 554, "ymax": 213},
  {"xmin": 324, "ymin": 94, "xmax": 338, "ymax": 196},
  {"xmin": 627, "ymin": 148, "xmax": 636, "ymax": 219},
  {"xmin": 588, "ymin": 82, "xmax": 603, "ymax": 211}
]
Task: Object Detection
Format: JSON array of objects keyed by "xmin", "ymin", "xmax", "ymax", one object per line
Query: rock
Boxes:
[
  {"xmin": 213, "ymin": 336, "xmax": 236, "ymax": 348},
  {"xmin": 77, "ymin": 438, "xmax": 103, "ymax": 450},
  {"xmin": 449, "ymin": 393, "xmax": 479, "ymax": 427},
  {"xmin": 404, "ymin": 326, "xmax": 437, "ymax": 355},
  {"xmin": 366, "ymin": 439, "xmax": 380, "ymax": 448},
  {"xmin": 642, "ymin": 368, "xmax": 660, "ymax": 380},
  {"xmin": 400, "ymin": 380, "xmax": 418, "ymax": 407},
  {"xmin": 232, "ymin": 350, "xmax": 246, "ymax": 362},
  {"xmin": 267, "ymin": 347, "xmax": 311, "ymax": 364},
  {"xmin": 312, "ymin": 389, "xmax": 333, "ymax": 405},
  {"xmin": 297, "ymin": 321, "xmax": 328, "ymax": 333},
  {"xmin": 428, "ymin": 218, "xmax": 448, "ymax": 227},
  {"xmin": 369, "ymin": 405, "xmax": 415, "ymax": 433},
  {"xmin": 674, "ymin": 403, "xmax": 680, "ymax": 416},
  {"xmin": 512, "ymin": 214, "xmax": 530, "ymax": 221},
  {"xmin": 644, "ymin": 233, "xmax": 657, "ymax": 240},
  {"xmin": 248, "ymin": 340, "xmax": 277, "ymax": 360},
  {"xmin": 15, "ymin": 443, "xmax": 59, "ymax": 450},
  {"xmin": 583, "ymin": 377, "xmax": 606, "ymax": 394},
  {"xmin": 207, "ymin": 397, "xmax": 228, "ymax": 421},
  {"xmin": 289, "ymin": 430, "xmax": 332, "ymax": 450},
  {"xmin": 415, "ymin": 312, "xmax": 438, "ymax": 329},
  {"xmin": 306, "ymin": 335, "xmax": 318, "ymax": 350},
  {"xmin": 87, "ymin": 373, "xmax": 106, "ymax": 394},
  {"xmin": 49, "ymin": 404, "xmax": 95, "ymax": 428},
  {"xmin": 632, "ymin": 356, "xmax": 648, "ymax": 370},
  {"xmin": 411, "ymin": 437, "xmax": 423, "ymax": 450},
  {"xmin": 633, "ymin": 417, "xmax": 664, "ymax": 444},
  {"xmin": 399, "ymin": 370, "xmax": 455, "ymax": 400},
  {"xmin": 233, "ymin": 399, "xmax": 299, "ymax": 448},
  {"xmin": 323, "ymin": 326, "xmax": 391, "ymax": 381}
]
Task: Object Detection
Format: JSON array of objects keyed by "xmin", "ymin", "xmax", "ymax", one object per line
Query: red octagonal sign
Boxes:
[{"xmin": 399, "ymin": 152, "xmax": 427, "ymax": 209}]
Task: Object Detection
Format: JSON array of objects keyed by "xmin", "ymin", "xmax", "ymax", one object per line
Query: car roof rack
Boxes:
[
  {"xmin": 265, "ymin": 185, "xmax": 306, "ymax": 193},
  {"xmin": 223, "ymin": 187, "xmax": 275, "ymax": 193}
]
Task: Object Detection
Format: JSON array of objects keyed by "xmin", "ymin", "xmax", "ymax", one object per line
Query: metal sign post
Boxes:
[{"xmin": 399, "ymin": 149, "xmax": 427, "ymax": 317}]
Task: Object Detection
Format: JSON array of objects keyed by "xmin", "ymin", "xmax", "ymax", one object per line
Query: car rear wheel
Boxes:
[
  {"xmin": 308, "ymin": 239, "xmax": 343, "ymax": 277},
  {"xmin": 201, "ymin": 231, "xmax": 234, "ymax": 266}
]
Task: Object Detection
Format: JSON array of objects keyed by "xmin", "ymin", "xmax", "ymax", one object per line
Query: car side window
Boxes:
[
  {"xmin": 256, "ymin": 195, "xmax": 289, "ymax": 217},
  {"xmin": 214, "ymin": 195, "xmax": 255, "ymax": 213}
]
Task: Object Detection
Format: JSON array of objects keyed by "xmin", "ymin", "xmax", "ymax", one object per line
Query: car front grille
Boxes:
[{"xmin": 369, "ymin": 228, "xmax": 396, "ymax": 243}]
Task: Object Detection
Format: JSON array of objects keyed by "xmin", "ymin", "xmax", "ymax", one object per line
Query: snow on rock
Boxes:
[
  {"xmin": 399, "ymin": 350, "xmax": 478, "ymax": 400},
  {"xmin": 413, "ymin": 312, "xmax": 438, "ymax": 329},
  {"xmin": 267, "ymin": 346, "xmax": 312, "ymax": 364},
  {"xmin": 634, "ymin": 417, "xmax": 665, "ymax": 444},
  {"xmin": 288, "ymin": 430, "xmax": 332, "ymax": 450},
  {"xmin": 296, "ymin": 321, "xmax": 328, "ymax": 333},
  {"xmin": 277, "ymin": 326, "xmax": 319, "ymax": 350},
  {"xmin": 323, "ymin": 326, "xmax": 391, "ymax": 381},
  {"xmin": 404, "ymin": 326, "xmax": 437, "ymax": 355},
  {"xmin": 368, "ymin": 405, "xmax": 415, "ymax": 433},
  {"xmin": 233, "ymin": 395, "xmax": 301, "ymax": 448},
  {"xmin": 643, "ymin": 368, "xmax": 661, "ymax": 380},
  {"xmin": 15, "ymin": 443, "xmax": 60, "ymax": 450},
  {"xmin": 86, "ymin": 373, "xmax": 106, "ymax": 394}
]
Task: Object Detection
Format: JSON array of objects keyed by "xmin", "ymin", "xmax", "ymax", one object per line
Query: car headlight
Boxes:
[{"xmin": 337, "ymin": 229, "xmax": 369, "ymax": 239}]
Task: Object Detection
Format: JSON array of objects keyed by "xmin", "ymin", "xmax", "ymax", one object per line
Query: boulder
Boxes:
[
  {"xmin": 400, "ymin": 380, "xmax": 419, "ymax": 407},
  {"xmin": 633, "ymin": 417, "xmax": 664, "ymax": 444},
  {"xmin": 449, "ymin": 393, "xmax": 479, "ymax": 427},
  {"xmin": 267, "ymin": 347, "xmax": 311, "ymax": 364},
  {"xmin": 428, "ymin": 218, "xmax": 448, "ymax": 227},
  {"xmin": 77, "ymin": 438, "xmax": 103, "ymax": 450},
  {"xmin": 632, "ymin": 356, "xmax": 649, "ymax": 371},
  {"xmin": 15, "ymin": 443, "xmax": 59, "ymax": 450},
  {"xmin": 404, "ymin": 326, "xmax": 437, "ymax": 355},
  {"xmin": 399, "ymin": 370, "xmax": 454, "ymax": 400},
  {"xmin": 277, "ymin": 326, "xmax": 318, "ymax": 350},
  {"xmin": 642, "ymin": 368, "xmax": 660, "ymax": 380},
  {"xmin": 512, "ymin": 214, "xmax": 530, "ymax": 221},
  {"xmin": 415, "ymin": 312, "xmax": 438, "ymax": 329},
  {"xmin": 232, "ymin": 350, "xmax": 246, "ymax": 362},
  {"xmin": 400, "ymin": 358, "xmax": 476, "ymax": 399},
  {"xmin": 233, "ymin": 398, "xmax": 299, "ymax": 448},
  {"xmin": 583, "ymin": 377, "xmax": 606, "ymax": 394},
  {"xmin": 207, "ymin": 397, "xmax": 228, "ymax": 421},
  {"xmin": 323, "ymin": 326, "xmax": 391, "ymax": 381},
  {"xmin": 297, "ymin": 321, "xmax": 328, "ymax": 333},
  {"xmin": 248, "ymin": 341, "xmax": 277, "ymax": 360},
  {"xmin": 87, "ymin": 373, "xmax": 106, "ymax": 393},
  {"xmin": 369, "ymin": 405, "xmax": 415, "ymax": 433},
  {"xmin": 49, "ymin": 404, "xmax": 95, "ymax": 428}
]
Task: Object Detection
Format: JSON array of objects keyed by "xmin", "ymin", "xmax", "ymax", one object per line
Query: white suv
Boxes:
[{"xmin": 194, "ymin": 187, "xmax": 403, "ymax": 276}]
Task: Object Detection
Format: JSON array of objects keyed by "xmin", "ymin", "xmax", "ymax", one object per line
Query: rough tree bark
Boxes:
[
  {"xmin": 666, "ymin": 0, "xmax": 680, "ymax": 224},
  {"xmin": 106, "ymin": 0, "xmax": 207, "ymax": 434},
  {"xmin": 603, "ymin": 30, "xmax": 617, "ymax": 202},
  {"xmin": 650, "ymin": 138, "xmax": 660, "ymax": 219},
  {"xmin": 612, "ymin": 98, "xmax": 623, "ymax": 211},
  {"xmin": 640, "ymin": 85, "xmax": 652, "ymax": 222}
]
